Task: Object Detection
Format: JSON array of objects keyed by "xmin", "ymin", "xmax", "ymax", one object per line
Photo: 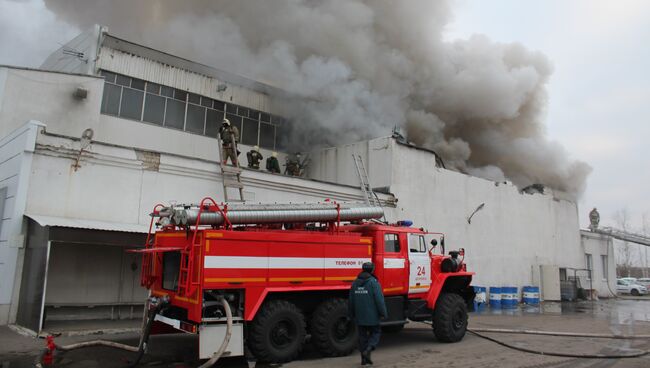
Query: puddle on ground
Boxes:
[{"xmin": 473, "ymin": 299, "xmax": 650, "ymax": 324}]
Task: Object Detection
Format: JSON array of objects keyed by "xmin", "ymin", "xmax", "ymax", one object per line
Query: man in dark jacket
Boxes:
[{"xmin": 349, "ymin": 262, "xmax": 387, "ymax": 365}]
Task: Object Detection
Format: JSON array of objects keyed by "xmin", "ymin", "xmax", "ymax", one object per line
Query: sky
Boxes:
[
  {"xmin": 0, "ymin": 0, "xmax": 648, "ymax": 232},
  {"xmin": 446, "ymin": 0, "xmax": 650, "ymax": 231}
]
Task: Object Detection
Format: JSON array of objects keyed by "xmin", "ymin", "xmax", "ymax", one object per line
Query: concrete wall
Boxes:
[
  {"xmin": 308, "ymin": 138, "xmax": 584, "ymax": 293},
  {"xmin": 0, "ymin": 67, "xmax": 103, "ymax": 139},
  {"xmin": 27, "ymin": 131, "xmax": 389, "ymax": 229},
  {"xmin": 581, "ymin": 230, "xmax": 617, "ymax": 297},
  {"xmin": 0, "ymin": 122, "xmax": 42, "ymax": 324}
]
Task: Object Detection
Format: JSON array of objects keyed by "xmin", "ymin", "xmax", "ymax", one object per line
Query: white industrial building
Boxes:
[{"xmin": 0, "ymin": 25, "xmax": 615, "ymax": 332}]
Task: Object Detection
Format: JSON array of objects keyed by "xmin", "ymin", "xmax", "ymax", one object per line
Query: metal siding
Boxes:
[{"xmin": 97, "ymin": 47, "xmax": 270, "ymax": 112}]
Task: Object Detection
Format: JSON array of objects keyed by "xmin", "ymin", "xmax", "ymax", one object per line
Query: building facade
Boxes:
[{"xmin": 0, "ymin": 25, "xmax": 602, "ymax": 331}]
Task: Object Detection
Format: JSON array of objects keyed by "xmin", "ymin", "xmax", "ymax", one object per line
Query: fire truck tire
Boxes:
[
  {"xmin": 311, "ymin": 298, "xmax": 358, "ymax": 357},
  {"xmin": 248, "ymin": 300, "xmax": 306, "ymax": 363},
  {"xmin": 432, "ymin": 292, "xmax": 468, "ymax": 343}
]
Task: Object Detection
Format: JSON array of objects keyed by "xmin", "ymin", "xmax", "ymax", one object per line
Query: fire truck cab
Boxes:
[{"xmin": 139, "ymin": 200, "xmax": 474, "ymax": 363}]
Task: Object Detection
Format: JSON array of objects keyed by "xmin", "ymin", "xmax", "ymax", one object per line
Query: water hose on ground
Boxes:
[
  {"xmin": 417, "ymin": 322, "xmax": 650, "ymax": 359},
  {"xmin": 198, "ymin": 297, "xmax": 233, "ymax": 368},
  {"xmin": 35, "ymin": 301, "xmax": 163, "ymax": 368},
  {"xmin": 467, "ymin": 329, "xmax": 650, "ymax": 359}
]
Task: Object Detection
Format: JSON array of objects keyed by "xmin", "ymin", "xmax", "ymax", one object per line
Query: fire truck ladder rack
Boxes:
[
  {"xmin": 179, "ymin": 197, "xmax": 232, "ymax": 296},
  {"xmin": 353, "ymin": 154, "xmax": 384, "ymax": 223},
  {"xmin": 217, "ymin": 134, "xmax": 245, "ymax": 202}
]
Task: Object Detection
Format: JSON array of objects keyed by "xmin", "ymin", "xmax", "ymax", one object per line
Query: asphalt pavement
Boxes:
[{"xmin": 1, "ymin": 299, "xmax": 650, "ymax": 368}]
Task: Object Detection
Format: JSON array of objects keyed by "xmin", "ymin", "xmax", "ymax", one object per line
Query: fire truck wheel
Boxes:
[
  {"xmin": 311, "ymin": 298, "xmax": 357, "ymax": 357},
  {"xmin": 432, "ymin": 292, "xmax": 467, "ymax": 343},
  {"xmin": 248, "ymin": 300, "xmax": 306, "ymax": 363}
]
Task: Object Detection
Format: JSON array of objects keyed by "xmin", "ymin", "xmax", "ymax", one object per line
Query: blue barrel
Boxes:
[
  {"xmin": 489, "ymin": 287, "xmax": 501, "ymax": 308},
  {"xmin": 501, "ymin": 286, "xmax": 518, "ymax": 308},
  {"xmin": 522, "ymin": 286, "xmax": 540, "ymax": 305}
]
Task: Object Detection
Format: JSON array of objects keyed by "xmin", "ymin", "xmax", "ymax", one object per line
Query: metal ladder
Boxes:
[
  {"xmin": 217, "ymin": 136, "xmax": 245, "ymax": 202},
  {"xmin": 353, "ymin": 154, "xmax": 380, "ymax": 207}
]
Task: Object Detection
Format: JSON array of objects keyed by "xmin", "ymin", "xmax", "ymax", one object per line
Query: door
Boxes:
[
  {"xmin": 378, "ymin": 233, "xmax": 408, "ymax": 295},
  {"xmin": 408, "ymin": 234, "xmax": 431, "ymax": 294},
  {"xmin": 540, "ymin": 265, "xmax": 561, "ymax": 301}
]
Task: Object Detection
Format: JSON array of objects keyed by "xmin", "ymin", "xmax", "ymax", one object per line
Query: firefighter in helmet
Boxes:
[
  {"xmin": 589, "ymin": 207, "xmax": 600, "ymax": 230},
  {"xmin": 266, "ymin": 151, "xmax": 281, "ymax": 173},
  {"xmin": 219, "ymin": 118, "xmax": 239, "ymax": 166},
  {"xmin": 285, "ymin": 152, "xmax": 303, "ymax": 176},
  {"xmin": 246, "ymin": 146, "xmax": 264, "ymax": 170},
  {"xmin": 349, "ymin": 262, "xmax": 387, "ymax": 366}
]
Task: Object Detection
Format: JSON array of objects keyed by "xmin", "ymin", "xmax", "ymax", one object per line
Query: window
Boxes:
[
  {"xmin": 226, "ymin": 103, "xmax": 238, "ymax": 114},
  {"xmin": 101, "ymin": 83, "xmax": 121, "ymax": 115},
  {"xmin": 100, "ymin": 70, "xmax": 116, "ymax": 83},
  {"xmin": 201, "ymin": 96, "xmax": 213, "ymax": 108},
  {"xmin": 162, "ymin": 252, "xmax": 181, "ymax": 291},
  {"xmin": 143, "ymin": 93, "xmax": 165, "ymax": 125},
  {"xmin": 173, "ymin": 89, "xmax": 187, "ymax": 101},
  {"xmin": 601, "ymin": 255, "xmax": 608, "ymax": 280},
  {"xmin": 206, "ymin": 109, "xmax": 224, "ymax": 138},
  {"xmin": 242, "ymin": 118, "xmax": 259, "ymax": 145},
  {"xmin": 116, "ymin": 74, "xmax": 131, "ymax": 86},
  {"xmin": 186, "ymin": 104, "xmax": 206, "ymax": 134},
  {"xmin": 188, "ymin": 93, "xmax": 201, "ymax": 104},
  {"xmin": 585, "ymin": 254, "xmax": 593, "ymax": 279},
  {"xmin": 98, "ymin": 70, "xmax": 282, "ymax": 148},
  {"xmin": 146, "ymin": 82, "xmax": 160, "ymax": 94},
  {"xmin": 384, "ymin": 234, "xmax": 401, "ymax": 253},
  {"xmin": 119, "ymin": 88, "xmax": 144, "ymax": 120},
  {"xmin": 165, "ymin": 99, "xmax": 185, "ymax": 130},
  {"xmin": 131, "ymin": 78, "xmax": 145, "ymax": 90},
  {"xmin": 409, "ymin": 235, "xmax": 427, "ymax": 253},
  {"xmin": 259, "ymin": 123, "xmax": 275, "ymax": 149}
]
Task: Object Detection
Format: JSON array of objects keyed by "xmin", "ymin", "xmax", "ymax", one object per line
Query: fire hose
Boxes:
[
  {"xmin": 35, "ymin": 299, "xmax": 164, "ymax": 368},
  {"xmin": 34, "ymin": 297, "xmax": 233, "ymax": 368},
  {"xmin": 417, "ymin": 322, "xmax": 650, "ymax": 359}
]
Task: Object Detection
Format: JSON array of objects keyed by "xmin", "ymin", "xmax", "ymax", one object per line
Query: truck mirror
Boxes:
[{"xmin": 430, "ymin": 239, "xmax": 438, "ymax": 246}]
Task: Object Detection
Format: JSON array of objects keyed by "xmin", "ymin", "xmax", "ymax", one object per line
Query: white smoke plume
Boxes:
[{"xmin": 43, "ymin": 0, "xmax": 591, "ymax": 197}]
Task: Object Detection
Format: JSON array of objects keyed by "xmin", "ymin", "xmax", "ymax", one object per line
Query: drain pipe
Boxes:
[{"xmin": 198, "ymin": 297, "xmax": 233, "ymax": 368}]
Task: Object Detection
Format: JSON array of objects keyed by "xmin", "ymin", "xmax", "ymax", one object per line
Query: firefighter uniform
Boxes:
[
  {"xmin": 285, "ymin": 153, "xmax": 302, "ymax": 176},
  {"xmin": 246, "ymin": 146, "xmax": 264, "ymax": 169},
  {"xmin": 349, "ymin": 262, "xmax": 386, "ymax": 365},
  {"xmin": 219, "ymin": 119, "xmax": 239, "ymax": 166},
  {"xmin": 266, "ymin": 152, "xmax": 281, "ymax": 173}
]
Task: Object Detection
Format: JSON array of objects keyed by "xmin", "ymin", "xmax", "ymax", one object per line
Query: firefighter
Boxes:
[
  {"xmin": 219, "ymin": 118, "xmax": 239, "ymax": 166},
  {"xmin": 266, "ymin": 151, "xmax": 281, "ymax": 173},
  {"xmin": 285, "ymin": 152, "xmax": 302, "ymax": 176},
  {"xmin": 348, "ymin": 262, "xmax": 387, "ymax": 366},
  {"xmin": 589, "ymin": 207, "xmax": 600, "ymax": 229},
  {"xmin": 246, "ymin": 146, "xmax": 263, "ymax": 169}
]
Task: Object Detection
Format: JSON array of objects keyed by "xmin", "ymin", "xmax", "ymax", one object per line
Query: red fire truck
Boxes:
[{"xmin": 137, "ymin": 198, "xmax": 475, "ymax": 363}]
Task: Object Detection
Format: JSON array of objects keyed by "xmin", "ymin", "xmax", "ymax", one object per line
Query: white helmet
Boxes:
[
  {"xmin": 222, "ymin": 118, "xmax": 231, "ymax": 126},
  {"xmin": 272, "ymin": 151, "xmax": 278, "ymax": 158},
  {"xmin": 253, "ymin": 145, "xmax": 260, "ymax": 151}
]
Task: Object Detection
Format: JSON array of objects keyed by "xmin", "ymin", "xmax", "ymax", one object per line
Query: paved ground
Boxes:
[{"xmin": 1, "ymin": 299, "xmax": 650, "ymax": 367}]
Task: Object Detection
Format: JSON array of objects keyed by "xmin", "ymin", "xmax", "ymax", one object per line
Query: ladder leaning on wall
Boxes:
[
  {"xmin": 352, "ymin": 154, "xmax": 381, "ymax": 207},
  {"xmin": 216, "ymin": 135, "xmax": 245, "ymax": 202}
]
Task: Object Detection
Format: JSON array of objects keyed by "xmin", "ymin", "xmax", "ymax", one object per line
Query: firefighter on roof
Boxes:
[
  {"xmin": 219, "ymin": 118, "xmax": 239, "ymax": 166},
  {"xmin": 349, "ymin": 262, "xmax": 387, "ymax": 366},
  {"xmin": 246, "ymin": 146, "xmax": 263, "ymax": 169},
  {"xmin": 266, "ymin": 151, "xmax": 281, "ymax": 173},
  {"xmin": 589, "ymin": 207, "xmax": 600, "ymax": 229},
  {"xmin": 285, "ymin": 152, "xmax": 303, "ymax": 176}
]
